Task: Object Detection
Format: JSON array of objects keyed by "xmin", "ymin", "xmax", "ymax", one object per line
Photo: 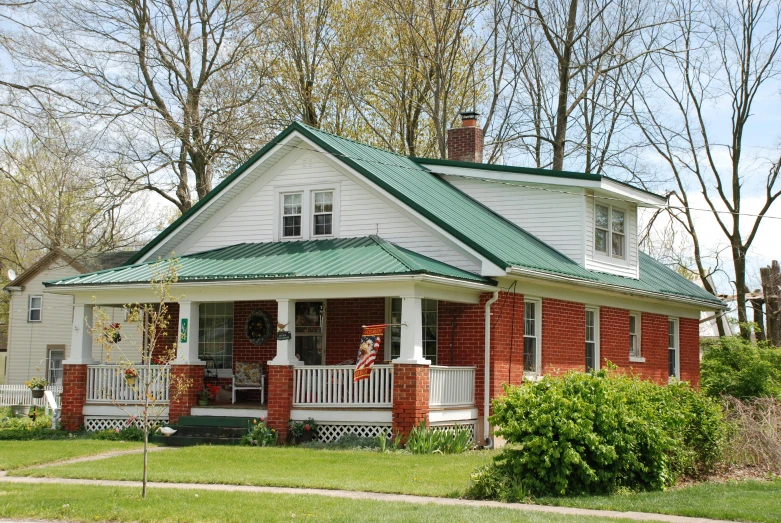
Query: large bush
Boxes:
[
  {"xmin": 468, "ymin": 370, "xmax": 724, "ymax": 499},
  {"xmin": 700, "ymin": 336, "xmax": 781, "ymax": 400}
]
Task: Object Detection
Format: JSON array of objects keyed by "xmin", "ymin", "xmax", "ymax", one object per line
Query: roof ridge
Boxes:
[
  {"xmin": 368, "ymin": 236, "xmax": 417, "ymax": 272},
  {"xmin": 294, "ymin": 122, "xmax": 417, "ymax": 163}
]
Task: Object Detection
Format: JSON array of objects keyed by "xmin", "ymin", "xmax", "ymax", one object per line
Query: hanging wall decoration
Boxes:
[{"xmin": 245, "ymin": 310, "xmax": 274, "ymax": 345}]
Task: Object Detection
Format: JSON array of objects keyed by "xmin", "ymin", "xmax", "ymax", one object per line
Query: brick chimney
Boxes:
[{"xmin": 447, "ymin": 112, "xmax": 483, "ymax": 163}]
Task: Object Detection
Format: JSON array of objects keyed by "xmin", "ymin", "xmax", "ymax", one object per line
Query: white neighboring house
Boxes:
[{"xmin": 1, "ymin": 249, "xmax": 137, "ymax": 385}]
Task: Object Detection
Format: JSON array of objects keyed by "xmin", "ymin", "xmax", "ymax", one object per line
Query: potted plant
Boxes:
[
  {"xmin": 25, "ymin": 377, "xmax": 47, "ymax": 398},
  {"xmin": 103, "ymin": 322, "xmax": 122, "ymax": 343},
  {"xmin": 124, "ymin": 367, "xmax": 138, "ymax": 386},
  {"xmin": 288, "ymin": 418, "xmax": 318, "ymax": 444},
  {"xmin": 197, "ymin": 384, "xmax": 220, "ymax": 406}
]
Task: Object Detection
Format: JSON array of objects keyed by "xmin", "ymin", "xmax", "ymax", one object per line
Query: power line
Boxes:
[{"xmin": 261, "ymin": 138, "xmax": 781, "ymax": 221}]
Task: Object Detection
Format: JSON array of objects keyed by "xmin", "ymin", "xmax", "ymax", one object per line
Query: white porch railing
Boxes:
[
  {"xmin": 0, "ymin": 385, "xmax": 62, "ymax": 407},
  {"xmin": 86, "ymin": 364, "xmax": 170, "ymax": 404},
  {"xmin": 294, "ymin": 365, "xmax": 393, "ymax": 407},
  {"xmin": 429, "ymin": 366, "xmax": 475, "ymax": 407}
]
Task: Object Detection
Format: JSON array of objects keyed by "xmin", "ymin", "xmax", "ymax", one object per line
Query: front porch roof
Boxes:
[{"xmin": 43, "ymin": 236, "xmax": 495, "ymax": 288}]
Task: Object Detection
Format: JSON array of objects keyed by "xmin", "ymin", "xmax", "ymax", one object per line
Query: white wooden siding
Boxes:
[
  {"xmin": 185, "ymin": 152, "xmax": 481, "ymax": 273},
  {"xmin": 584, "ymin": 192, "xmax": 639, "ymax": 278},
  {"xmin": 443, "ymin": 176, "xmax": 585, "ymax": 263},
  {"xmin": 6, "ymin": 260, "xmax": 139, "ymax": 385}
]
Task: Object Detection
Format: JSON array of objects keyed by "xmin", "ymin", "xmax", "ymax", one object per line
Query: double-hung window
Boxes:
[
  {"xmin": 312, "ymin": 191, "xmax": 333, "ymax": 236},
  {"xmin": 629, "ymin": 313, "xmax": 641, "ymax": 359},
  {"xmin": 28, "ymin": 295, "xmax": 42, "ymax": 322},
  {"xmin": 523, "ymin": 299, "xmax": 541, "ymax": 375},
  {"xmin": 668, "ymin": 318, "xmax": 679, "ymax": 379},
  {"xmin": 282, "ymin": 193, "xmax": 303, "ymax": 238},
  {"xmin": 595, "ymin": 203, "xmax": 625, "ymax": 259},
  {"xmin": 585, "ymin": 308, "xmax": 599, "ymax": 371},
  {"xmin": 198, "ymin": 302, "xmax": 234, "ymax": 370}
]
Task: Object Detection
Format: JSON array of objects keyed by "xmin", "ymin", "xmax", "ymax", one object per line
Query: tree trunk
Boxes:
[
  {"xmin": 551, "ymin": 0, "xmax": 579, "ymax": 171},
  {"xmin": 761, "ymin": 260, "xmax": 781, "ymax": 347},
  {"xmin": 142, "ymin": 429, "xmax": 148, "ymax": 498},
  {"xmin": 733, "ymin": 244, "xmax": 750, "ymax": 339}
]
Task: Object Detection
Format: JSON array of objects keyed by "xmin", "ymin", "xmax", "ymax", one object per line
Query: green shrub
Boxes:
[
  {"xmin": 469, "ymin": 370, "xmax": 724, "ymax": 498},
  {"xmin": 241, "ymin": 419, "xmax": 278, "ymax": 447},
  {"xmin": 300, "ymin": 434, "xmax": 380, "ymax": 450},
  {"xmin": 701, "ymin": 337, "xmax": 781, "ymax": 400},
  {"xmin": 90, "ymin": 425, "xmax": 145, "ymax": 441},
  {"xmin": 405, "ymin": 421, "xmax": 474, "ymax": 454}
]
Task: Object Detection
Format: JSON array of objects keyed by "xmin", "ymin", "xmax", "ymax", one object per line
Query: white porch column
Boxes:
[
  {"xmin": 174, "ymin": 301, "xmax": 203, "ymax": 364},
  {"xmin": 269, "ymin": 299, "xmax": 302, "ymax": 366},
  {"xmin": 65, "ymin": 303, "xmax": 97, "ymax": 364},
  {"xmin": 396, "ymin": 296, "xmax": 430, "ymax": 365}
]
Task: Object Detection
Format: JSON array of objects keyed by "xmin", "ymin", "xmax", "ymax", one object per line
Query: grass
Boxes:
[
  {"xmin": 0, "ymin": 483, "xmax": 639, "ymax": 523},
  {"xmin": 0, "ymin": 440, "xmax": 143, "ymax": 470},
  {"xmin": 12, "ymin": 446, "xmax": 494, "ymax": 497},
  {"xmin": 537, "ymin": 479, "xmax": 781, "ymax": 523}
]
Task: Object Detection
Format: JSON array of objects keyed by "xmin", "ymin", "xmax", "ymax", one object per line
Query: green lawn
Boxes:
[
  {"xmin": 0, "ymin": 440, "xmax": 143, "ymax": 470},
  {"xmin": 12, "ymin": 446, "xmax": 494, "ymax": 497},
  {"xmin": 0, "ymin": 483, "xmax": 638, "ymax": 523},
  {"xmin": 539, "ymin": 479, "xmax": 781, "ymax": 523}
]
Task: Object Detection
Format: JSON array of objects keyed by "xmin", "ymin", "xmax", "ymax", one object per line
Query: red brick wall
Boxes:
[
  {"xmin": 151, "ymin": 302, "xmax": 180, "ymax": 361},
  {"xmin": 639, "ymin": 313, "xmax": 670, "ymax": 384},
  {"xmin": 392, "ymin": 363, "xmax": 430, "ymax": 438},
  {"xmin": 488, "ymin": 292, "xmax": 525, "ymax": 398},
  {"xmin": 542, "ymin": 298, "xmax": 586, "ymax": 374},
  {"xmin": 267, "ymin": 365, "xmax": 295, "ymax": 441},
  {"xmin": 680, "ymin": 317, "xmax": 700, "ymax": 387},
  {"xmin": 169, "ymin": 364, "xmax": 205, "ymax": 423},
  {"xmin": 61, "ymin": 364, "xmax": 87, "ymax": 431},
  {"xmin": 600, "ymin": 306, "xmax": 631, "ymax": 369},
  {"xmin": 447, "ymin": 125, "xmax": 484, "ymax": 163},
  {"xmin": 325, "ymin": 298, "xmax": 385, "ymax": 364},
  {"xmin": 232, "ymin": 301, "xmax": 277, "ymax": 401},
  {"xmin": 438, "ymin": 298, "xmax": 486, "ymax": 417}
]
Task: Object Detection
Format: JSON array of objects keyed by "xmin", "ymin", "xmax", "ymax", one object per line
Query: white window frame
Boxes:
[
  {"xmin": 668, "ymin": 317, "xmax": 680, "ymax": 380},
  {"xmin": 198, "ymin": 302, "xmax": 235, "ymax": 377},
  {"xmin": 385, "ymin": 297, "xmax": 402, "ymax": 361},
  {"xmin": 523, "ymin": 298, "xmax": 542, "ymax": 377},
  {"xmin": 594, "ymin": 201, "xmax": 627, "ymax": 261},
  {"xmin": 28, "ymin": 295, "xmax": 43, "ymax": 322},
  {"xmin": 311, "ymin": 190, "xmax": 335, "ymax": 237},
  {"xmin": 585, "ymin": 307, "xmax": 600, "ymax": 371},
  {"xmin": 280, "ymin": 191, "xmax": 304, "ymax": 239},
  {"xmin": 385, "ymin": 297, "xmax": 437, "ymax": 363},
  {"xmin": 629, "ymin": 312, "xmax": 644, "ymax": 362},
  {"xmin": 274, "ymin": 185, "xmax": 340, "ymax": 241}
]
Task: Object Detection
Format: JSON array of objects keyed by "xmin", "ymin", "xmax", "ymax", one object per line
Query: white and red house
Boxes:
[{"xmin": 43, "ymin": 115, "xmax": 725, "ymax": 443}]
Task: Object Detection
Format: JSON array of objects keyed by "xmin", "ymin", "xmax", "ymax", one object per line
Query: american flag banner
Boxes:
[{"xmin": 354, "ymin": 324, "xmax": 387, "ymax": 382}]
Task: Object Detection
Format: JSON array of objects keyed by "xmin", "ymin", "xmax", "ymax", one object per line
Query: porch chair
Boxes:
[{"xmin": 232, "ymin": 362, "xmax": 265, "ymax": 404}]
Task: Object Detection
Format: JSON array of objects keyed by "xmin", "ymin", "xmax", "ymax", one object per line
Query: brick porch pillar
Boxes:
[
  {"xmin": 169, "ymin": 364, "xmax": 204, "ymax": 424},
  {"xmin": 392, "ymin": 364, "xmax": 430, "ymax": 438},
  {"xmin": 61, "ymin": 364, "xmax": 88, "ymax": 431},
  {"xmin": 266, "ymin": 365, "xmax": 294, "ymax": 441}
]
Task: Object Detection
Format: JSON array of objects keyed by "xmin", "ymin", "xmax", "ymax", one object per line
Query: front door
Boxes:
[{"xmin": 295, "ymin": 302, "xmax": 325, "ymax": 365}]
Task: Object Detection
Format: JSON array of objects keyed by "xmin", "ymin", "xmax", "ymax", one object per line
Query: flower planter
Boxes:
[
  {"xmin": 30, "ymin": 389, "xmax": 44, "ymax": 399},
  {"xmin": 125, "ymin": 376, "xmax": 136, "ymax": 387},
  {"xmin": 11, "ymin": 405, "xmax": 30, "ymax": 417},
  {"xmin": 198, "ymin": 399, "xmax": 209, "ymax": 406}
]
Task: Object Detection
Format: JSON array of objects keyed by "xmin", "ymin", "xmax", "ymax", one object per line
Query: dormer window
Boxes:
[
  {"xmin": 313, "ymin": 191, "xmax": 333, "ymax": 236},
  {"xmin": 282, "ymin": 193, "xmax": 303, "ymax": 238},
  {"xmin": 595, "ymin": 203, "xmax": 625, "ymax": 259},
  {"xmin": 275, "ymin": 186, "xmax": 340, "ymax": 241}
]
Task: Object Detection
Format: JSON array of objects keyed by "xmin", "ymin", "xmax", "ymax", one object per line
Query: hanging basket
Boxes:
[
  {"xmin": 30, "ymin": 389, "xmax": 44, "ymax": 399},
  {"xmin": 125, "ymin": 376, "xmax": 136, "ymax": 387}
]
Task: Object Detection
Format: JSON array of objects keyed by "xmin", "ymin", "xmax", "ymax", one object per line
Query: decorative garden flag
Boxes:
[{"xmin": 354, "ymin": 324, "xmax": 387, "ymax": 382}]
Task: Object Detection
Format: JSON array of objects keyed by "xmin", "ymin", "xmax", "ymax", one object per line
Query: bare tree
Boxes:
[
  {"xmin": 509, "ymin": 0, "xmax": 664, "ymax": 171},
  {"xmin": 632, "ymin": 0, "xmax": 781, "ymax": 339},
  {"xmin": 6, "ymin": 0, "xmax": 278, "ymax": 213}
]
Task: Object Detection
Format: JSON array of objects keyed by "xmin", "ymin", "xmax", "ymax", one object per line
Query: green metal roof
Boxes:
[
  {"xmin": 122, "ymin": 122, "xmax": 722, "ymax": 308},
  {"xmin": 44, "ymin": 236, "xmax": 495, "ymax": 287}
]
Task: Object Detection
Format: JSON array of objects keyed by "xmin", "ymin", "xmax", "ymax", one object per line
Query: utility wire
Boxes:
[{"xmin": 259, "ymin": 138, "xmax": 781, "ymax": 221}]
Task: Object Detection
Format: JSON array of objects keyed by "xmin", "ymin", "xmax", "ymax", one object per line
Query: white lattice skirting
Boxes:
[
  {"xmin": 429, "ymin": 420, "xmax": 477, "ymax": 443},
  {"xmin": 84, "ymin": 416, "xmax": 169, "ymax": 432},
  {"xmin": 315, "ymin": 423, "xmax": 392, "ymax": 443}
]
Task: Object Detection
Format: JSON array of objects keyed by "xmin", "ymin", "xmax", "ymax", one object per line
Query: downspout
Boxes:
[{"xmin": 484, "ymin": 291, "xmax": 500, "ymax": 447}]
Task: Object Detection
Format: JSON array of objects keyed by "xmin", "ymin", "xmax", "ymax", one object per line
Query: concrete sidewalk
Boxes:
[{"xmin": 0, "ymin": 474, "xmax": 735, "ymax": 523}]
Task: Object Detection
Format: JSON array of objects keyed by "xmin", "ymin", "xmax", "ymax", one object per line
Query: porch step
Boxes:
[
  {"xmin": 152, "ymin": 415, "xmax": 255, "ymax": 446},
  {"xmin": 150, "ymin": 434, "xmax": 243, "ymax": 446},
  {"xmin": 175, "ymin": 415, "xmax": 256, "ymax": 428}
]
